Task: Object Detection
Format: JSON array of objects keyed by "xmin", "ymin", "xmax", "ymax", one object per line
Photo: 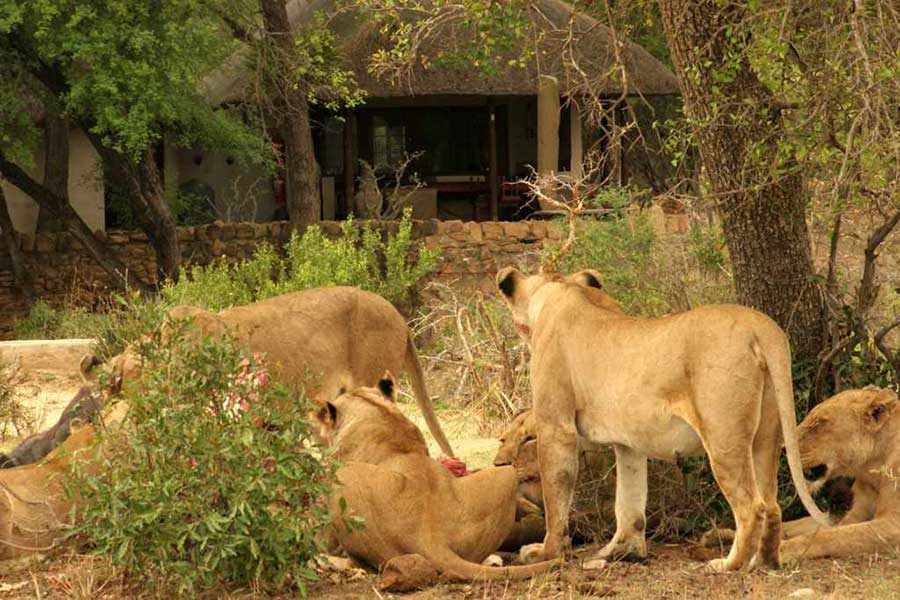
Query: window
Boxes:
[{"xmin": 372, "ymin": 115, "xmax": 406, "ymax": 170}]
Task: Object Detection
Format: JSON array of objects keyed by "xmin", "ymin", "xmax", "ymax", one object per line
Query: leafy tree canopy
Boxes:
[{"xmin": 0, "ymin": 0, "xmax": 265, "ymax": 165}]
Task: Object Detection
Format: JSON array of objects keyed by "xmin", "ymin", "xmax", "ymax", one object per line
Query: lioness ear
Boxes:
[
  {"xmin": 866, "ymin": 391, "xmax": 897, "ymax": 429},
  {"xmin": 79, "ymin": 354, "xmax": 103, "ymax": 383},
  {"xmin": 496, "ymin": 267, "xmax": 522, "ymax": 299},
  {"xmin": 377, "ymin": 372, "xmax": 398, "ymax": 402},
  {"xmin": 567, "ymin": 269, "xmax": 603, "ymax": 290},
  {"xmin": 317, "ymin": 402, "xmax": 338, "ymax": 425}
]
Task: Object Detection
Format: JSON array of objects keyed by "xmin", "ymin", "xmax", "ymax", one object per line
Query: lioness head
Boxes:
[
  {"xmin": 80, "ymin": 305, "xmax": 225, "ymax": 394},
  {"xmin": 495, "ymin": 267, "xmax": 618, "ymax": 337},
  {"xmin": 798, "ymin": 386, "xmax": 899, "ymax": 491},
  {"xmin": 79, "ymin": 349, "xmax": 141, "ymax": 396},
  {"xmin": 310, "ymin": 373, "xmax": 429, "ymax": 464},
  {"xmin": 494, "ymin": 410, "xmax": 536, "ymax": 467}
]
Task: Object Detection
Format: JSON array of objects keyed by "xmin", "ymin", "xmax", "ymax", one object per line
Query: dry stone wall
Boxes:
[{"xmin": 0, "ymin": 219, "xmax": 565, "ymax": 338}]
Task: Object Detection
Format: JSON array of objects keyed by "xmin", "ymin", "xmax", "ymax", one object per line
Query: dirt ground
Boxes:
[
  {"xmin": 304, "ymin": 545, "xmax": 900, "ymax": 600},
  {"xmin": 2, "ymin": 543, "xmax": 898, "ymax": 599},
  {"xmin": 2, "ymin": 342, "xmax": 899, "ymax": 598},
  {"xmin": 0, "ymin": 339, "xmax": 92, "ymax": 453}
]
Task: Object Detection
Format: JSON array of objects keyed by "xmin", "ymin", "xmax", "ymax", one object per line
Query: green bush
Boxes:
[
  {"xmin": 69, "ymin": 326, "xmax": 333, "ymax": 596},
  {"xmin": 13, "ymin": 295, "xmax": 166, "ymax": 361},
  {"xmin": 13, "ymin": 300, "xmax": 94, "ymax": 340},
  {"xmin": 544, "ymin": 189, "xmax": 734, "ymax": 316},
  {"xmin": 687, "ymin": 222, "xmax": 728, "ymax": 274},
  {"xmin": 164, "ymin": 208, "xmax": 440, "ymax": 311},
  {"xmin": 547, "ymin": 191, "xmax": 666, "ymax": 316}
]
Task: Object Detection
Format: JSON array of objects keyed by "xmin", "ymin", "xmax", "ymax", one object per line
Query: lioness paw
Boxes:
[
  {"xmin": 705, "ymin": 557, "xmax": 730, "ymax": 573},
  {"xmin": 520, "ymin": 543, "xmax": 547, "ymax": 565},
  {"xmin": 481, "ymin": 554, "xmax": 504, "ymax": 567}
]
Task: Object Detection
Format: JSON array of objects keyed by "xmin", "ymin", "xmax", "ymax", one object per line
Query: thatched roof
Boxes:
[{"xmin": 204, "ymin": 0, "xmax": 679, "ymax": 104}]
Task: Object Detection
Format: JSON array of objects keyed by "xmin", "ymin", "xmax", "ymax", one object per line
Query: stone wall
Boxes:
[{"xmin": 0, "ymin": 219, "xmax": 565, "ymax": 338}]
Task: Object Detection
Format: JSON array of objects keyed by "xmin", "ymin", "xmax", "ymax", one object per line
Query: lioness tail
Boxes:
[
  {"xmin": 759, "ymin": 331, "xmax": 831, "ymax": 527},
  {"xmin": 405, "ymin": 337, "xmax": 455, "ymax": 457}
]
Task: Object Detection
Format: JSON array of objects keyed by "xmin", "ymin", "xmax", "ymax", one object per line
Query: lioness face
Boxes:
[
  {"xmin": 797, "ymin": 386, "xmax": 898, "ymax": 491},
  {"xmin": 494, "ymin": 410, "xmax": 536, "ymax": 466},
  {"xmin": 495, "ymin": 267, "xmax": 605, "ymax": 338},
  {"xmin": 309, "ymin": 373, "xmax": 429, "ymax": 461},
  {"xmin": 80, "ymin": 349, "xmax": 142, "ymax": 395}
]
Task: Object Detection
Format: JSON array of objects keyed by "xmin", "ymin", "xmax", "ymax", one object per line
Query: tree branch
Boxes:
[
  {"xmin": 0, "ymin": 152, "xmax": 151, "ymax": 293},
  {"xmin": 874, "ymin": 317, "xmax": 900, "ymax": 383},
  {"xmin": 0, "ymin": 186, "xmax": 35, "ymax": 304}
]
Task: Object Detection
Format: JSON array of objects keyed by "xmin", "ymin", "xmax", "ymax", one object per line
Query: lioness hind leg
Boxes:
[
  {"xmin": 704, "ymin": 451, "xmax": 767, "ymax": 572},
  {"xmin": 698, "ymin": 416, "xmax": 766, "ymax": 572},
  {"xmin": 751, "ymin": 403, "xmax": 783, "ymax": 570}
]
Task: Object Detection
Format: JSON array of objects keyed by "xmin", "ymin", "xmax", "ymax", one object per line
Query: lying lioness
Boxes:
[
  {"xmin": 0, "ymin": 386, "xmax": 104, "ymax": 469},
  {"xmin": 0, "ymin": 402, "xmax": 126, "ymax": 560},
  {"xmin": 497, "ymin": 267, "xmax": 828, "ymax": 571},
  {"xmin": 780, "ymin": 386, "xmax": 900, "ymax": 561},
  {"xmin": 313, "ymin": 376, "xmax": 557, "ymax": 581},
  {"xmin": 83, "ymin": 287, "xmax": 453, "ymax": 457}
]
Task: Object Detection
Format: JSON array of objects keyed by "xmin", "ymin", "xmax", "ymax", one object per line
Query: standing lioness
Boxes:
[{"xmin": 496, "ymin": 267, "xmax": 828, "ymax": 571}]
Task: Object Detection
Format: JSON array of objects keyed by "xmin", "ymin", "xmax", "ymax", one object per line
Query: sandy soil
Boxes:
[{"xmin": 0, "ymin": 339, "xmax": 90, "ymax": 452}]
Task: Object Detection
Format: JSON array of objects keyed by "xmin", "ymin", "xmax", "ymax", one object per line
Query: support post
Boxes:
[
  {"xmin": 537, "ymin": 75, "xmax": 560, "ymax": 210},
  {"xmin": 341, "ymin": 112, "xmax": 356, "ymax": 219},
  {"xmin": 488, "ymin": 103, "xmax": 498, "ymax": 221}
]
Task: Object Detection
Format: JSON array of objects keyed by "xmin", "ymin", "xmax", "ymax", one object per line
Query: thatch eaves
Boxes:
[{"xmin": 204, "ymin": 0, "xmax": 679, "ymax": 105}]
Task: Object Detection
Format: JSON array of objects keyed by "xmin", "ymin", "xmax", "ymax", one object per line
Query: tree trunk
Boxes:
[
  {"xmin": 0, "ymin": 152, "xmax": 151, "ymax": 294},
  {"xmin": 260, "ymin": 0, "xmax": 321, "ymax": 227},
  {"xmin": 658, "ymin": 0, "xmax": 825, "ymax": 361},
  {"xmin": 39, "ymin": 112, "xmax": 68, "ymax": 233},
  {"xmin": 0, "ymin": 186, "xmax": 35, "ymax": 304},
  {"xmin": 99, "ymin": 148, "xmax": 181, "ymax": 282}
]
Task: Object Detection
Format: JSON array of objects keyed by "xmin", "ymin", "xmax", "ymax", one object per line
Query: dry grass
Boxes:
[
  {"xmin": 412, "ymin": 283, "xmax": 531, "ymax": 436},
  {"xmin": 0, "ymin": 357, "xmax": 37, "ymax": 441}
]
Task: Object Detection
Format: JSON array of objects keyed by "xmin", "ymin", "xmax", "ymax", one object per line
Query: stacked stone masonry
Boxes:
[
  {"xmin": 0, "ymin": 219, "xmax": 565, "ymax": 338},
  {"xmin": 0, "ymin": 209, "xmax": 689, "ymax": 338}
]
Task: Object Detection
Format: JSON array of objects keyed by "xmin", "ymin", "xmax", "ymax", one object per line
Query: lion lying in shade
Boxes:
[{"xmin": 704, "ymin": 386, "xmax": 900, "ymax": 562}]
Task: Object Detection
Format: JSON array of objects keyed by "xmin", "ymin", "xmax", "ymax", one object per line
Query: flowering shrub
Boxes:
[{"xmin": 70, "ymin": 326, "xmax": 333, "ymax": 596}]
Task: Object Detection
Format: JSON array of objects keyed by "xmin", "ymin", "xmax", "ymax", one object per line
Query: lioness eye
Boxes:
[{"xmin": 523, "ymin": 435, "xmax": 536, "ymax": 443}]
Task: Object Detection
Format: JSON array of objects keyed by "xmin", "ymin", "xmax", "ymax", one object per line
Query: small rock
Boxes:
[
  {"xmin": 582, "ymin": 558, "xmax": 608, "ymax": 571},
  {"xmin": 789, "ymin": 589, "xmax": 817, "ymax": 598}
]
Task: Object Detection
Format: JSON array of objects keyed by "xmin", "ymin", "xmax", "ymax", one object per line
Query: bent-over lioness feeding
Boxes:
[
  {"xmin": 83, "ymin": 287, "xmax": 453, "ymax": 457},
  {"xmin": 496, "ymin": 267, "xmax": 828, "ymax": 571},
  {"xmin": 314, "ymin": 376, "xmax": 557, "ymax": 581}
]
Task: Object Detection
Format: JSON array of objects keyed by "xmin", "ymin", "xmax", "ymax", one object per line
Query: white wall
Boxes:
[
  {"xmin": 1, "ymin": 127, "xmax": 104, "ymax": 234},
  {"xmin": 174, "ymin": 147, "xmax": 276, "ymax": 222}
]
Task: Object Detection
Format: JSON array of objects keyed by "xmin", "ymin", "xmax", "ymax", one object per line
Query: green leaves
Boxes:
[
  {"xmin": 68, "ymin": 331, "xmax": 333, "ymax": 595},
  {"xmin": 2, "ymin": 0, "xmax": 258, "ymax": 162},
  {"xmin": 162, "ymin": 208, "xmax": 440, "ymax": 310}
]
